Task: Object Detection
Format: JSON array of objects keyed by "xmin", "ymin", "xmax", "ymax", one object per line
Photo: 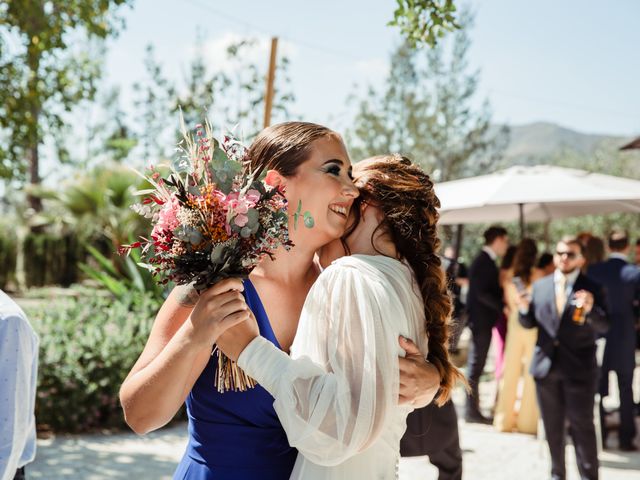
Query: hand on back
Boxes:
[{"xmin": 398, "ymin": 336, "xmax": 441, "ymax": 407}]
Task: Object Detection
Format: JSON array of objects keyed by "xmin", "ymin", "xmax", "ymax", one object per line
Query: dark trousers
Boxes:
[
  {"xmin": 465, "ymin": 321, "xmax": 493, "ymax": 414},
  {"xmin": 14, "ymin": 467, "xmax": 25, "ymax": 480},
  {"xmin": 400, "ymin": 400, "xmax": 462, "ymax": 480},
  {"xmin": 600, "ymin": 365, "xmax": 637, "ymax": 446},
  {"xmin": 536, "ymin": 368, "xmax": 599, "ymax": 480}
]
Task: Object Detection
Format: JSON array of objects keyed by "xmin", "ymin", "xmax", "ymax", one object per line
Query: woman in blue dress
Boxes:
[{"xmin": 119, "ymin": 122, "xmax": 440, "ymax": 479}]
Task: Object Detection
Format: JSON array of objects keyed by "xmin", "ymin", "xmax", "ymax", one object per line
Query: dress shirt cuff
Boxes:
[{"xmin": 237, "ymin": 336, "xmax": 290, "ymax": 395}]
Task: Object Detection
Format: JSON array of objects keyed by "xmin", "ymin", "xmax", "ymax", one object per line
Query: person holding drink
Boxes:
[{"xmin": 518, "ymin": 236, "xmax": 609, "ymax": 480}]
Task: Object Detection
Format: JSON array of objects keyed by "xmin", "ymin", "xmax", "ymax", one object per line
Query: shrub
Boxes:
[
  {"xmin": 25, "ymin": 291, "xmax": 163, "ymax": 433},
  {"xmin": 0, "ymin": 228, "xmax": 17, "ymax": 289},
  {"xmin": 23, "ymin": 232, "xmax": 84, "ymax": 287}
]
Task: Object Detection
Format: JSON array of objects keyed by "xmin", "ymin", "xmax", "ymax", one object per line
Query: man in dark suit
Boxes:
[
  {"xmin": 401, "ymin": 400, "xmax": 462, "ymax": 480},
  {"xmin": 588, "ymin": 230, "xmax": 640, "ymax": 451},
  {"xmin": 519, "ymin": 237, "xmax": 609, "ymax": 480},
  {"xmin": 465, "ymin": 225, "xmax": 509, "ymax": 423}
]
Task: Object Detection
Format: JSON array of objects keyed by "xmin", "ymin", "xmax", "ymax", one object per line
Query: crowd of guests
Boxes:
[{"xmin": 429, "ymin": 227, "xmax": 640, "ymax": 480}]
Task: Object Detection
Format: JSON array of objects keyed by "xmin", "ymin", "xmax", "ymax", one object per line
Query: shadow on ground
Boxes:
[
  {"xmin": 29, "ymin": 424, "xmax": 188, "ymax": 480},
  {"xmin": 600, "ymin": 450, "xmax": 640, "ymax": 472},
  {"xmin": 598, "ymin": 415, "xmax": 640, "ymax": 471}
]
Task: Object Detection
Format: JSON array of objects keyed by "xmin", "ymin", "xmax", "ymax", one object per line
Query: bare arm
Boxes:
[{"xmin": 119, "ymin": 280, "xmax": 250, "ymax": 434}]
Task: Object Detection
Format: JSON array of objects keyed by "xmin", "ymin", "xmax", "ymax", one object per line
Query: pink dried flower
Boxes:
[
  {"xmin": 154, "ymin": 196, "xmax": 181, "ymax": 232},
  {"xmin": 234, "ymin": 214, "xmax": 249, "ymax": 227},
  {"xmin": 229, "ymin": 199, "xmax": 249, "ymax": 214},
  {"xmin": 246, "ymin": 189, "xmax": 261, "ymax": 204}
]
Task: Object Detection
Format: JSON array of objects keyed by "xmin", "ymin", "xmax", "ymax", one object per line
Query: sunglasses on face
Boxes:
[{"xmin": 556, "ymin": 251, "xmax": 579, "ymax": 259}]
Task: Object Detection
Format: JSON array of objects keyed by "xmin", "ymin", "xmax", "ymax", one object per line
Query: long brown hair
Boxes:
[
  {"xmin": 244, "ymin": 121, "xmax": 339, "ymax": 178},
  {"xmin": 346, "ymin": 154, "xmax": 465, "ymax": 405},
  {"xmin": 512, "ymin": 238, "xmax": 538, "ymax": 286}
]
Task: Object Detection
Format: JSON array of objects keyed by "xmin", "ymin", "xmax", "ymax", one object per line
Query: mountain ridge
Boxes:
[{"xmin": 496, "ymin": 121, "xmax": 634, "ymax": 165}]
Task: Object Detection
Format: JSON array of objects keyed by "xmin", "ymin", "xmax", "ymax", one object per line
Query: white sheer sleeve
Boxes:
[{"xmin": 237, "ymin": 262, "xmax": 403, "ymax": 466}]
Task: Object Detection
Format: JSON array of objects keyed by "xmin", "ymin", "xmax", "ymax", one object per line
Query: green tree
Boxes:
[
  {"xmin": 133, "ymin": 37, "xmax": 295, "ymax": 160},
  {"xmin": 348, "ymin": 10, "xmax": 508, "ymax": 182},
  {"xmin": 65, "ymin": 85, "xmax": 138, "ymax": 170},
  {"xmin": 0, "ymin": 0, "xmax": 131, "ymax": 210},
  {"xmin": 172, "ymin": 38, "xmax": 295, "ymax": 139},
  {"xmin": 94, "ymin": 86, "xmax": 138, "ymax": 164},
  {"xmin": 388, "ymin": 0, "xmax": 460, "ymax": 48},
  {"xmin": 133, "ymin": 44, "xmax": 176, "ymax": 163},
  {"xmin": 211, "ymin": 39, "xmax": 295, "ymax": 137},
  {"xmin": 28, "ymin": 163, "xmax": 150, "ymax": 247}
]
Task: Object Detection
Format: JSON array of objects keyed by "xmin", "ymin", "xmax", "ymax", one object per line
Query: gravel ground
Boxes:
[{"xmin": 28, "ymin": 381, "xmax": 640, "ymax": 480}]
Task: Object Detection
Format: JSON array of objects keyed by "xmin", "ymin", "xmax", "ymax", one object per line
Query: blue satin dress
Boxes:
[{"xmin": 173, "ymin": 279, "xmax": 297, "ymax": 479}]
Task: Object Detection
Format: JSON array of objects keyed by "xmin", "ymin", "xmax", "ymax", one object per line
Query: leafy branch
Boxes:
[{"xmin": 388, "ymin": 0, "xmax": 460, "ymax": 48}]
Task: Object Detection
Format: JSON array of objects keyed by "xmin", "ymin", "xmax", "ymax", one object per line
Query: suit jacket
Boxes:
[
  {"xmin": 519, "ymin": 272, "xmax": 609, "ymax": 380},
  {"xmin": 466, "ymin": 250, "xmax": 502, "ymax": 329},
  {"xmin": 588, "ymin": 258, "xmax": 640, "ymax": 372}
]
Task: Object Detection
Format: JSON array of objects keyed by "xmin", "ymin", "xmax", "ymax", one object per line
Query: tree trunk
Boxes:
[
  {"xmin": 26, "ymin": 36, "xmax": 42, "ymax": 214},
  {"xmin": 15, "ymin": 226, "xmax": 28, "ymax": 292},
  {"xmin": 27, "ymin": 143, "xmax": 42, "ymax": 212}
]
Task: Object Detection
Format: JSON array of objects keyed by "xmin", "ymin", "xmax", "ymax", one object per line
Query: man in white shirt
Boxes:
[{"xmin": 0, "ymin": 290, "xmax": 39, "ymax": 480}]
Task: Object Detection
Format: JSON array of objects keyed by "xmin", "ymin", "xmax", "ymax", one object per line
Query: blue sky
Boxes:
[{"xmin": 104, "ymin": 0, "xmax": 639, "ymax": 137}]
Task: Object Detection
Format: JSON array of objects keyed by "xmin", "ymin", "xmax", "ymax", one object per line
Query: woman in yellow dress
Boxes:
[{"xmin": 494, "ymin": 238, "xmax": 543, "ymax": 434}]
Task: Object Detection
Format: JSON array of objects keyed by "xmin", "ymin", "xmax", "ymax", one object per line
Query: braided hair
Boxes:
[{"xmin": 344, "ymin": 154, "xmax": 465, "ymax": 405}]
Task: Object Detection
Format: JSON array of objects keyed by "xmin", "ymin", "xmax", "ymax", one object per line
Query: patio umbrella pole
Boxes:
[
  {"xmin": 518, "ymin": 203, "xmax": 525, "ymax": 239},
  {"xmin": 543, "ymin": 220, "xmax": 550, "ymax": 249},
  {"xmin": 453, "ymin": 224, "xmax": 464, "ymax": 259}
]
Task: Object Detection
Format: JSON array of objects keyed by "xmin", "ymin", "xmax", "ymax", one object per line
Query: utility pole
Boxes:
[{"xmin": 263, "ymin": 37, "xmax": 278, "ymax": 128}]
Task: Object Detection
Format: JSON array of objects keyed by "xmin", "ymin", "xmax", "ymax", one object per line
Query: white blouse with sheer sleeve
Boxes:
[{"xmin": 237, "ymin": 254, "xmax": 429, "ymax": 480}]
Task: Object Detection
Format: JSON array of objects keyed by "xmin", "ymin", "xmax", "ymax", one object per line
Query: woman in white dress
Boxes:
[{"xmin": 219, "ymin": 154, "xmax": 464, "ymax": 479}]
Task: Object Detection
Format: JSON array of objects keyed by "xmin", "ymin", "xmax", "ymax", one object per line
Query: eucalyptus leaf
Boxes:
[
  {"xmin": 212, "ymin": 147, "xmax": 228, "ymax": 167},
  {"xmin": 210, "ymin": 243, "xmax": 227, "ymax": 263},
  {"xmin": 303, "ymin": 212, "xmax": 315, "ymax": 229},
  {"xmin": 188, "ymin": 229, "xmax": 203, "ymax": 245},
  {"xmin": 246, "ymin": 208, "xmax": 259, "ymax": 227}
]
